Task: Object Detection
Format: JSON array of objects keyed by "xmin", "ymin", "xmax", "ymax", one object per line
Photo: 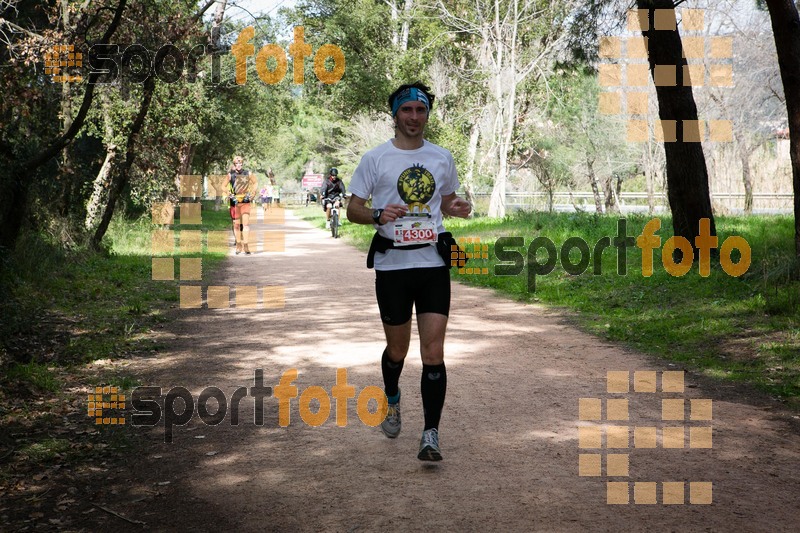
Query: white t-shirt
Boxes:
[{"xmin": 349, "ymin": 139, "xmax": 460, "ymax": 271}]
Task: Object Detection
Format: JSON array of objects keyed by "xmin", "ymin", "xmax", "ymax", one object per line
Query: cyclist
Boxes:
[{"xmin": 320, "ymin": 167, "xmax": 346, "ymax": 229}]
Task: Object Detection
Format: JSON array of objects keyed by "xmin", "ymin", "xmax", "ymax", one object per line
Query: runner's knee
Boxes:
[{"xmin": 420, "ymin": 341, "xmax": 444, "ymax": 365}]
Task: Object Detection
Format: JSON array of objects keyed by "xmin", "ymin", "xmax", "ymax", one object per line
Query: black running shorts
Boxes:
[{"xmin": 375, "ymin": 267, "xmax": 451, "ymax": 325}]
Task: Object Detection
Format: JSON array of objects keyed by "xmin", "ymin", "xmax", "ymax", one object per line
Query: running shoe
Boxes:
[
  {"xmin": 417, "ymin": 428, "xmax": 442, "ymax": 461},
  {"xmin": 380, "ymin": 394, "xmax": 401, "ymax": 438}
]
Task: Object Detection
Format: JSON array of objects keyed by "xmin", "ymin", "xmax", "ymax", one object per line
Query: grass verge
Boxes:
[
  {"xmin": 0, "ymin": 200, "xmax": 230, "ymax": 510},
  {"xmin": 296, "ymin": 206, "xmax": 800, "ymax": 405}
]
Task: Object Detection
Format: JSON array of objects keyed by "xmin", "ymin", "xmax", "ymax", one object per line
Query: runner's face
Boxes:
[{"xmin": 395, "ymin": 101, "xmax": 428, "ymax": 139}]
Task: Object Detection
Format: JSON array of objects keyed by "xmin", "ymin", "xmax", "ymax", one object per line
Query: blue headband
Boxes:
[{"xmin": 391, "ymin": 88, "xmax": 430, "ymax": 117}]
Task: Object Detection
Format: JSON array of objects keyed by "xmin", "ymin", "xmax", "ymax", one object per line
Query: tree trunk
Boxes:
[
  {"xmin": 739, "ymin": 143, "xmax": 754, "ymax": 214},
  {"xmin": 764, "ymin": 0, "xmax": 800, "ymax": 256},
  {"xmin": 638, "ymin": 0, "xmax": 716, "ymax": 255},
  {"xmin": 85, "ymin": 90, "xmax": 117, "ymax": 231},
  {"xmin": 178, "ymin": 142, "xmax": 195, "ymax": 178},
  {"xmin": 0, "ymin": 0, "xmax": 127, "ymax": 251},
  {"xmin": 604, "ymin": 174, "xmax": 619, "ymax": 213},
  {"xmin": 463, "ymin": 121, "xmax": 480, "ymax": 209},
  {"xmin": 646, "ymin": 166, "xmax": 655, "ymax": 215},
  {"xmin": 85, "ymin": 148, "xmax": 116, "ymax": 231},
  {"xmin": 57, "ymin": 0, "xmax": 74, "ymax": 218},
  {"xmin": 211, "ymin": 0, "xmax": 227, "ymax": 211},
  {"xmin": 91, "ymin": 76, "xmax": 157, "ymax": 249},
  {"xmin": 487, "ymin": 0, "xmax": 518, "ymax": 219},
  {"xmin": 588, "ymin": 158, "xmax": 603, "ymax": 213},
  {"xmin": 400, "ymin": 0, "xmax": 412, "ymax": 52}
]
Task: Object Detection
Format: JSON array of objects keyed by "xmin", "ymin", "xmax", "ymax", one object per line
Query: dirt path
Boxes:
[{"xmin": 101, "ymin": 208, "xmax": 800, "ymax": 531}]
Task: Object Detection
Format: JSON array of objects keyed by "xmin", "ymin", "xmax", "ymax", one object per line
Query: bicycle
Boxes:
[{"xmin": 327, "ymin": 194, "xmax": 344, "ymax": 238}]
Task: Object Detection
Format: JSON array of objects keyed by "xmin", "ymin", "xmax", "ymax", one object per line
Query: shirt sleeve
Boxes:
[
  {"xmin": 349, "ymin": 152, "xmax": 375, "ymax": 200},
  {"xmin": 440, "ymin": 151, "xmax": 459, "ymax": 196}
]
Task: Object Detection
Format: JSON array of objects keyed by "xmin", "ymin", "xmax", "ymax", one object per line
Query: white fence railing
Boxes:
[{"xmin": 469, "ymin": 191, "xmax": 794, "ymax": 215}]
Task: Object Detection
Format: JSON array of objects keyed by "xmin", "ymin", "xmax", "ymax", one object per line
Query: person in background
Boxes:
[{"xmin": 228, "ymin": 156, "xmax": 257, "ymax": 255}]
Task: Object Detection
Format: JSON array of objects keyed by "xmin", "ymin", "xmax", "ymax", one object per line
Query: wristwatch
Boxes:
[{"xmin": 372, "ymin": 208, "xmax": 384, "ymax": 225}]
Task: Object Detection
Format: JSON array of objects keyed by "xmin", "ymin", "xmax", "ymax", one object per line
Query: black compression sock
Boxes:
[
  {"xmin": 381, "ymin": 348, "xmax": 404, "ymax": 400},
  {"xmin": 421, "ymin": 363, "xmax": 447, "ymax": 430}
]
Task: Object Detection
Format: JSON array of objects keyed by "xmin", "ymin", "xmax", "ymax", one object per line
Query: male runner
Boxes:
[{"xmin": 346, "ymin": 82, "xmax": 471, "ymax": 461}]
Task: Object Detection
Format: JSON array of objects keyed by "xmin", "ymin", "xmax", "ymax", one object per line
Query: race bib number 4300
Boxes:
[{"xmin": 393, "ymin": 219, "xmax": 437, "ymax": 246}]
